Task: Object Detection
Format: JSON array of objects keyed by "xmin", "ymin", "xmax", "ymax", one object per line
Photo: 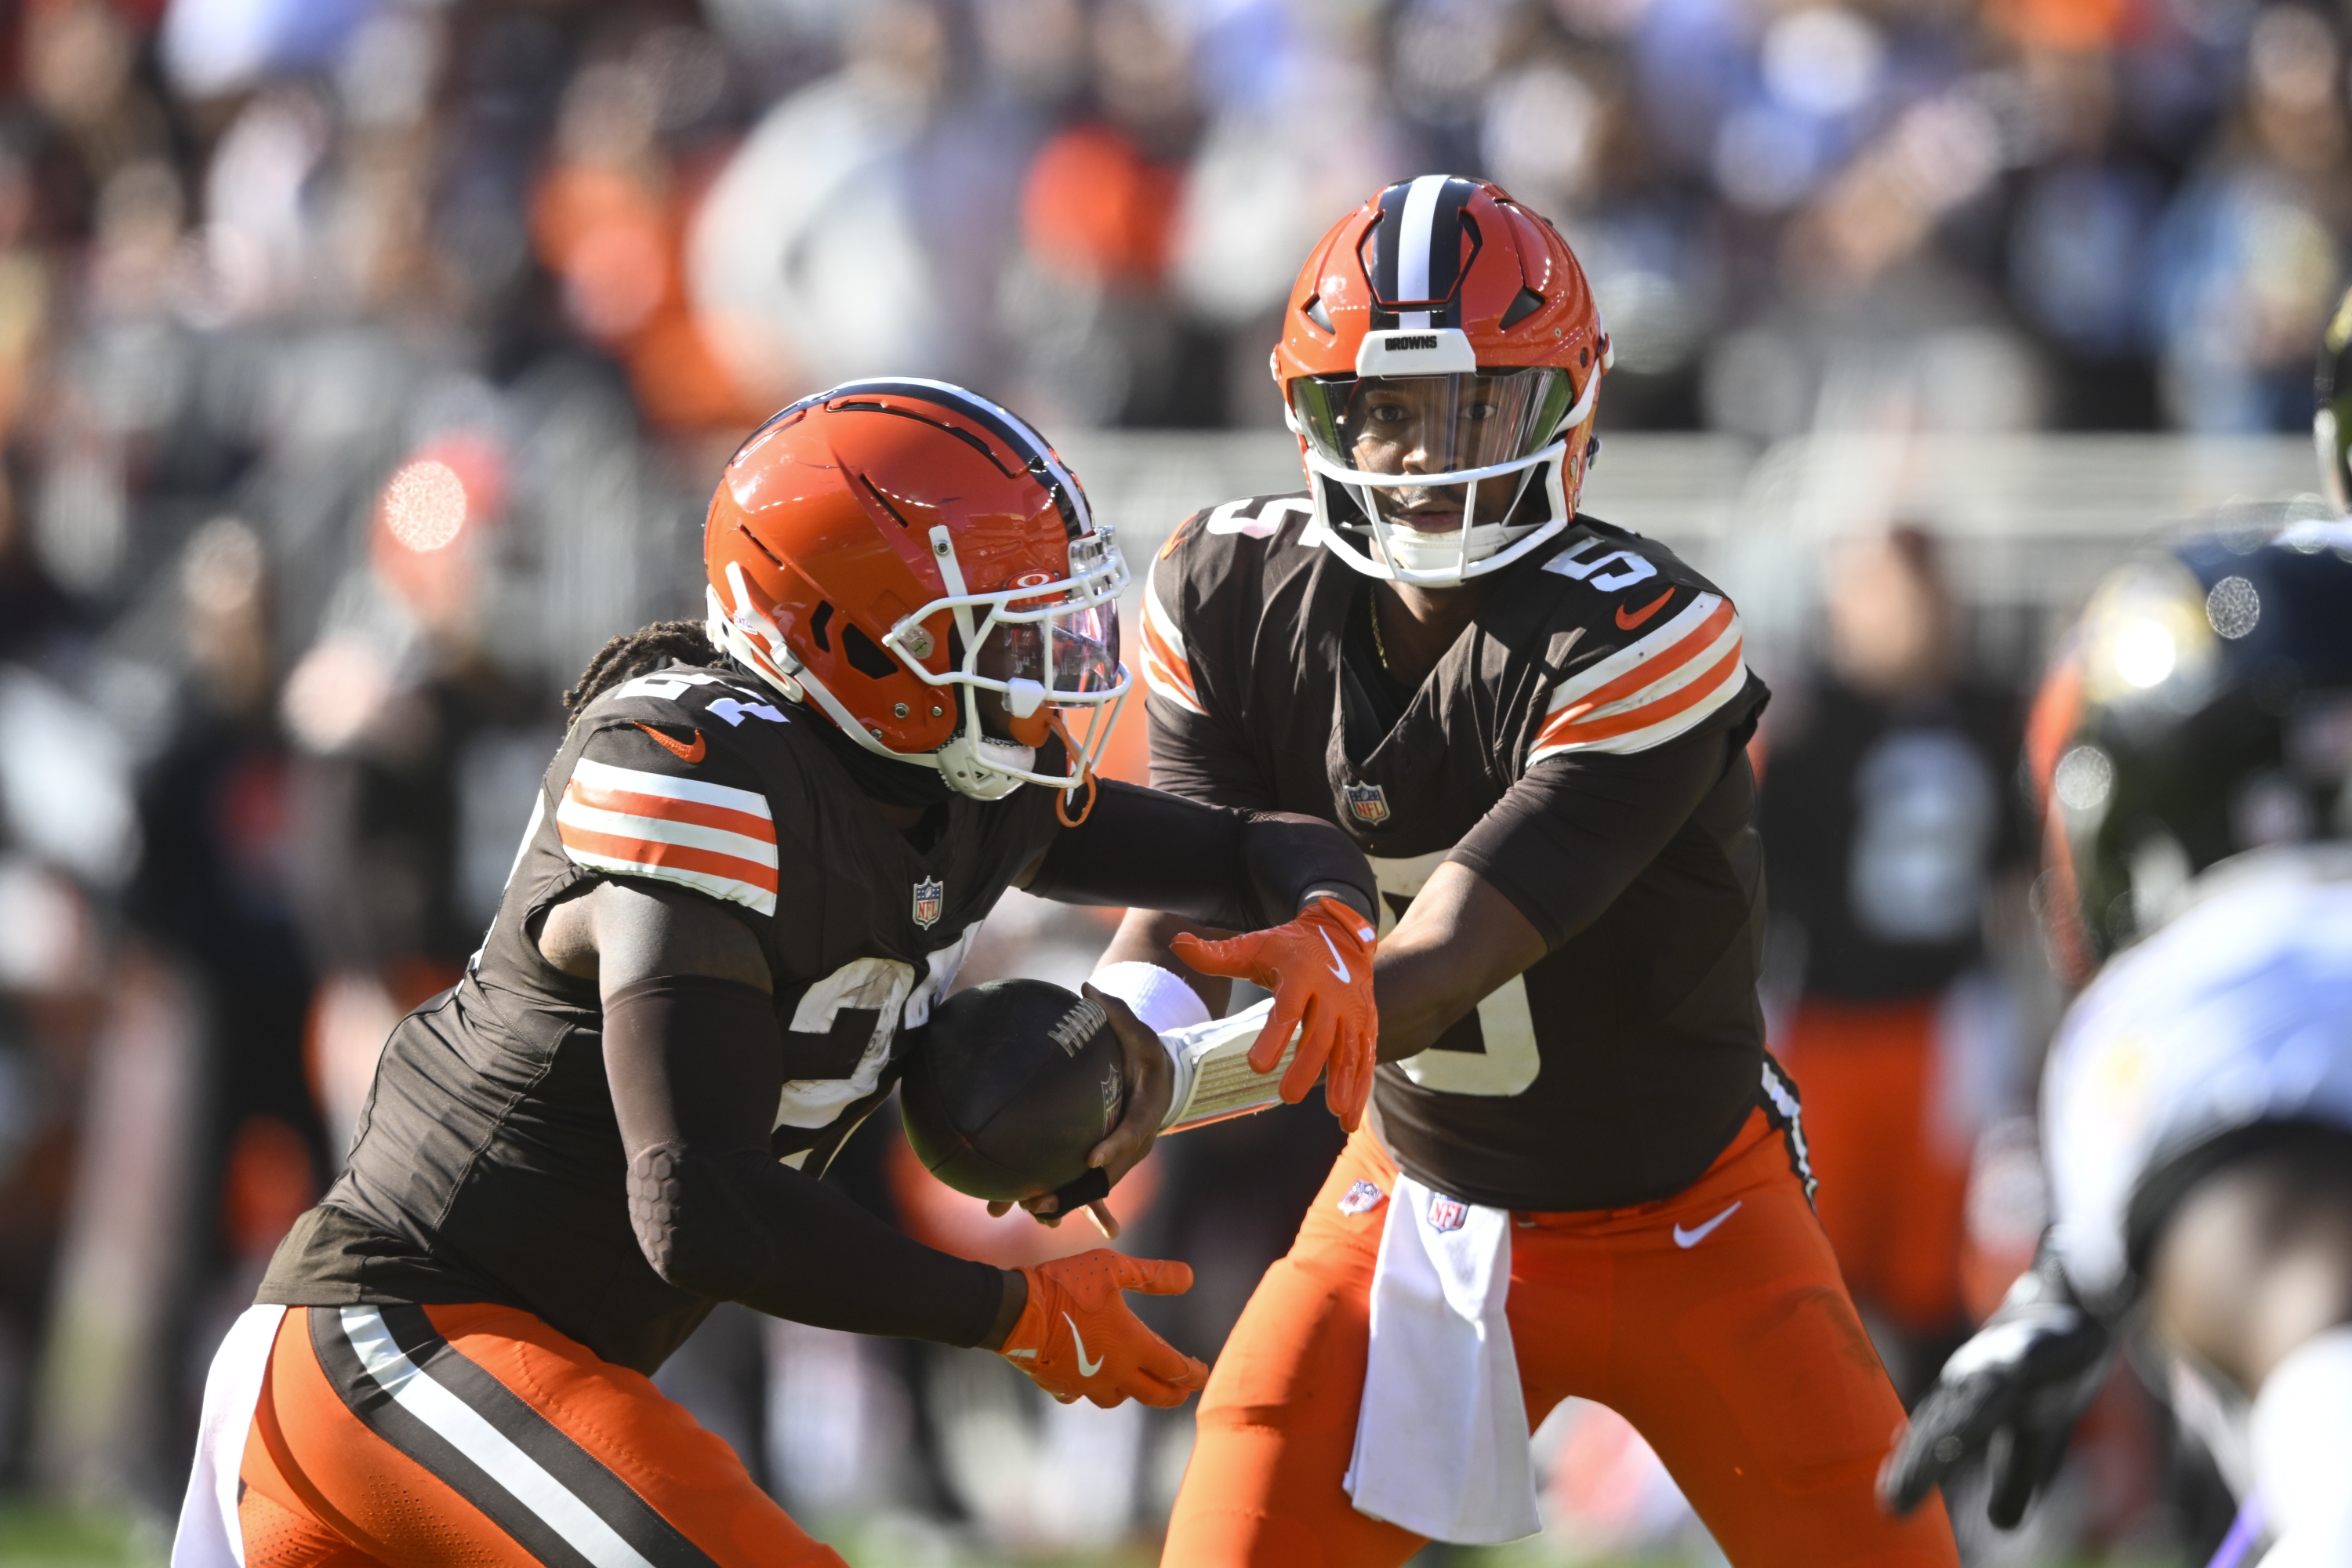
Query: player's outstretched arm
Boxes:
[
  {"xmin": 1024, "ymin": 779, "xmax": 1381, "ymax": 1127},
  {"xmin": 553, "ymin": 880, "xmax": 1036, "ymax": 1354},
  {"xmin": 1878, "ymin": 1240, "xmax": 2114, "ymax": 1528}
]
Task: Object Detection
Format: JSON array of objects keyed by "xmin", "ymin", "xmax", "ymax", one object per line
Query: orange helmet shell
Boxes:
[
  {"xmin": 705, "ymin": 382, "xmax": 1101, "ymax": 757},
  {"xmin": 1273, "ymin": 178, "xmax": 1613, "ymax": 550}
]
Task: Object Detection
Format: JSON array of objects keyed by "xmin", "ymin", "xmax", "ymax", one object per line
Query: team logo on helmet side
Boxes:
[
  {"xmin": 913, "ymin": 877, "xmax": 944, "ymax": 929},
  {"xmin": 1345, "ymin": 781, "xmax": 1392, "ymax": 826}
]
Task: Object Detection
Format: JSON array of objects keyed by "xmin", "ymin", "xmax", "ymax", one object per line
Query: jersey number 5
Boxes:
[{"xmin": 1367, "ymin": 851, "xmax": 1541, "ymax": 1098}]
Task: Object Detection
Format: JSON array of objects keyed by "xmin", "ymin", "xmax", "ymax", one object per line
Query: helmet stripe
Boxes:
[
  {"xmin": 815, "ymin": 377, "xmax": 1094, "ymax": 541},
  {"xmin": 1371, "ymin": 176, "xmax": 1478, "ymax": 330}
]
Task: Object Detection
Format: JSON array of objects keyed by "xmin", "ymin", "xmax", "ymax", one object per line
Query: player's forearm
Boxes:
[
  {"xmin": 1373, "ymin": 863, "xmax": 1547, "ymax": 1062},
  {"xmin": 604, "ymin": 974, "xmax": 1007, "ymax": 1347},
  {"xmin": 1028, "ymin": 780, "xmax": 1375, "ymax": 928}
]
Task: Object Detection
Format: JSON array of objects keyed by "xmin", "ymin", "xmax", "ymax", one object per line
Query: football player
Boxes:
[
  {"xmin": 1092, "ymin": 178, "xmax": 1958, "ymax": 1565},
  {"xmin": 1880, "ymin": 321, "xmax": 2352, "ymax": 1565},
  {"xmin": 169, "ymin": 382, "xmax": 1381, "ymax": 1568}
]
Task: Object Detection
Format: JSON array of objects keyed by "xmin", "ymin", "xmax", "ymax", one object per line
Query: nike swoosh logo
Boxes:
[
  {"xmin": 1065, "ymin": 1312, "xmax": 1103, "ymax": 1377},
  {"xmin": 1319, "ymin": 929, "xmax": 1350, "ymax": 983},
  {"xmin": 633, "ymin": 723, "xmax": 706, "ymax": 764},
  {"xmin": 1616, "ymin": 588, "xmax": 1675, "ymax": 630},
  {"xmin": 1672, "ymin": 1200, "xmax": 1741, "ymax": 1248}
]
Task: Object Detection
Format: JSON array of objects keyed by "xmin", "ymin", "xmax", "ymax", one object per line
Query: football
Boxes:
[{"xmin": 900, "ymin": 978, "xmax": 1127, "ymax": 1203}]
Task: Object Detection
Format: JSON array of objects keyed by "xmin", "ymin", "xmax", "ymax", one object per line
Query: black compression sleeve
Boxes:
[
  {"xmin": 602, "ymin": 975, "xmax": 1004, "ymax": 1347},
  {"xmin": 1027, "ymin": 779, "xmax": 1376, "ymax": 928},
  {"xmin": 1449, "ymin": 730, "xmax": 1732, "ymax": 949}
]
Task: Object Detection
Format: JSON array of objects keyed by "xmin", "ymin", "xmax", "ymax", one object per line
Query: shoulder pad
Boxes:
[
  {"xmin": 1527, "ymin": 531, "xmax": 1751, "ymax": 760},
  {"xmin": 557, "ymin": 680, "xmax": 787, "ymax": 916}
]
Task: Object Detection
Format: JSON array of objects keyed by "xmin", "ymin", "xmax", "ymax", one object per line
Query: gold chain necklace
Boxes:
[{"xmin": 1370, "ymin": 593, "xmax": 1394, "ymax": 673}]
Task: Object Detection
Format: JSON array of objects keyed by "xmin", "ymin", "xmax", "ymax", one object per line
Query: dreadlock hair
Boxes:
[{"xmin": 564, "ymin": 620, "xmax": 730, "ymax": 718}]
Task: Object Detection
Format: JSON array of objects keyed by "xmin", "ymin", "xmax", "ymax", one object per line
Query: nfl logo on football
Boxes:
[
  {"xmin": 1427, "ymin": 1194, "xmax": 1468, "ymax": 1232},
  {"xmin": 1345, "ymin": 781, "xmax": 1390, "ymax": 826},
  {"xmin": 912, "ymin": 877, "xmax": 944, "ymax": 929}
]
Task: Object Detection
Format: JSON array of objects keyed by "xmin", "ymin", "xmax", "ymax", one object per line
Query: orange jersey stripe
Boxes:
[
  {"xmin": 1557, "ymin": 597, "xmax": 1734, "ymax": 717},
  {"xmin": 1140, "ymin": 614, "xmax": 1197, "ymax": 701},
  {"xmin": 1537, "ymin": 639, "xmax": 1744, "ymax": 750},
  {"xmin": 562, "ymin": 779, "xmax": 776, "ymax": 844},
  {"xmin": 554, "ymin": 821, "xmax": 782, "ymax": 895}
]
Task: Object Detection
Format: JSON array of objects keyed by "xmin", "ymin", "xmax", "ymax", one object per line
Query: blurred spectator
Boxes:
[
  {"xmin": 1759, "ymin": 526, "xmax": 2032, "ymax": 1396},
  {"xmin": 122, "ymin": 521, "xmax": 321, "ymax": 1396}
]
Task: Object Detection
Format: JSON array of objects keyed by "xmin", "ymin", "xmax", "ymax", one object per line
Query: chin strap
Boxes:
[{"xmin": 1048, "ymin": 710, "xmax": 1098, "ymax": 827}]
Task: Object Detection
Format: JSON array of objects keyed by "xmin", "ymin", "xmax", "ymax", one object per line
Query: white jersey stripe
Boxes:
[
  {"xmin": 569, "ymin": 757, "xmax": 771, "ymax": 821},
  {"xmin": 1567, "ymin": 622, "xmax": 1743, "ymax": 726},
  {"xmin": 338, "ymin": 1308, "xmax": 659, "ymax": 1568},
  {"xmin": 554, "ymin": 797, "xmax": 780, "ymax": 868},
  {"xmin": 1541, "ymin": 594, "xmax": 1726, "ymax": 716},
  {"xmin": 558, "ymin": 848, "xmax": 779, "ymax": 917},
  {"xmin": 1143, "ymin": 574, "xmax": 1188, "ymax": 657},
  {"xmin": 1142, "ymin": 648, "xmax": 1209, "ymax": 717},
  {"xmin": 1527, "ymin": 656, "xmax": 1747, "ymax": 763}
]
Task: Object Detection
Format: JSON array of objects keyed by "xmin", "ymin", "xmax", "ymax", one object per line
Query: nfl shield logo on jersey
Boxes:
[
  {"xmin": 1344, "ymin": 781, "xmax": 1391, "ymax": 826},
  {"xmin": 912, "ymin": 877, "xmax": 944, "ymax": 929},
  {"xmin": 1338, "ymin": 1178, "xmax": 1386, "ymax": 1216},
  {"xmin": 1427, "ymin": 1194, "xmax": 1468, "ymax": 1232}
]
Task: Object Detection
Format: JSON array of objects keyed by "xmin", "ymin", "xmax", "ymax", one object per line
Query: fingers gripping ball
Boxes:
[
  {"xmin": 1171, "ymin": 898, "xmax": 1381, "ymax": 1131},
  {"xmin": 1000, "ymin": 1248, "xmax": 1208, "ymax": 1408},
  {"xmin": 901, "ymin": 980, "xmax": 1125, "ymax": 1206}
]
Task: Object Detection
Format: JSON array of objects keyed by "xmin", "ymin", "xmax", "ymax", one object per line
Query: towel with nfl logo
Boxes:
[{"xmin": 1343, "ymin": 1172, "xmax": 1541, "ymax": 1544}]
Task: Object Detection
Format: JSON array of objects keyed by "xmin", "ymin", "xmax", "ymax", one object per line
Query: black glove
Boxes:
[{"xmin": 1878, "ymin": 1239, "xmax": 2115, "ymax": 1529}]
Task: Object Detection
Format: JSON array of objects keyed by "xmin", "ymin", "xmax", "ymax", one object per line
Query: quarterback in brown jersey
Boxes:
[
  {"xmin": 1093, "ymin": 180, "xmax": 1960, "ymax": 1565},
  {"xmin": 170, "ymin": 383, "xmax": 1380, "ymax": 1568}
]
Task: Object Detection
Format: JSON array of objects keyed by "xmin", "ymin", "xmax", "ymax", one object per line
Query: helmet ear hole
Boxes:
[
  {"xmin": 841, "ymin": 622, "xmax": 898, "ymax": 681},
  {"xmin": 1305, "ymin": 295, "xmax": 1334, "ymax": 333},
  {"xmin": 810, "ymin": 601, "xmax": 835, "ymax": 652}
]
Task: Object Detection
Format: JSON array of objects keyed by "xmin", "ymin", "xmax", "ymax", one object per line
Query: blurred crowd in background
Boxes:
[{"xmin": 0, "ymin": 0, "xmax": 2336, "ymax": 1561}]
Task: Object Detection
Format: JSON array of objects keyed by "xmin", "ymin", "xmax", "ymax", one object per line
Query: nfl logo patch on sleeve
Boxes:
[
  {"xmin": 1427, "ymin": 1194, "xmax": 1468, "ymax": 1232},
  {"xmin": 913, "ymin": 877, "xmax": 944, "ymax": 928},
  {"xmin": 1344, "ymin": 781, "xmax": 1391, "ymax": 826},
  {"xmin": 1338, "ymin": 1178, "xmax": 1386, "ymax": 1216}
]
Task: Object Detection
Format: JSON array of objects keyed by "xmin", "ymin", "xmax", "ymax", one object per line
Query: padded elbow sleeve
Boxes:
[{"xmin": 625, "ymin": 1140, "xmax": 775, "ymax": 1300}]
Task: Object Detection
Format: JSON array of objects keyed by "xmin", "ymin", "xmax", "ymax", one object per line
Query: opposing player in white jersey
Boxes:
[{"xmin": 1881, "ymin": 309, "xmax": 2352, "ymax": 1566}]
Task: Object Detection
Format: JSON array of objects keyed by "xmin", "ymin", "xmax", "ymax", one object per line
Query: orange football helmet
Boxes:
[
  {"xmin": 1273, "ymin": 176, "xmax": 1612, "ymax": 585},
  {"xmin": 704, "ymin": 379, "xmax": 1129, "ymax": 801}
]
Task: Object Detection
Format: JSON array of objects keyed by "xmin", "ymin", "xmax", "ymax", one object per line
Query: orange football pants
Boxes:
[
  {"xmin": 1773, "ymin": 997, "xmax": 1972, "ymax": 1336},
  {"xmin": 237, "ymin": 1301, "xmax": 845, "ymax": 1568},
  {"xmin": 1164, "ymin": 1109, "xmax": 1958, "ymax": 1567}
]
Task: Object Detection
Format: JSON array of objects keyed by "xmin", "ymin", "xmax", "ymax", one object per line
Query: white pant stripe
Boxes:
[{"xmin": 338, "ymin": 1308, "xmax": 657, "ymax": 1568}]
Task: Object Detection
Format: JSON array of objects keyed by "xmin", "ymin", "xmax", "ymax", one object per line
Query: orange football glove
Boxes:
[
  {"xmin": 1171, "ymin": 896, "xmax": 1381, "ymax": 1131},
  {"xmin": 1000, "ymin": 1250, "xmax": 1208, "ymax": 1409}
]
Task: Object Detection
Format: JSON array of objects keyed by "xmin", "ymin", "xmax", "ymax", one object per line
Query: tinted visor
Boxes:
[
  {"xmin": 978, "ymin": 602, "xmax": 1122, "ymax": 699},
  {"xmin": 1291, "ymin": 368, "xmax": 1575, "ymax": 480}
]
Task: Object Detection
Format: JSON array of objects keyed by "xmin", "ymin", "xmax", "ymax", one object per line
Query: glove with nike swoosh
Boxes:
[
  {"xmin": 1878, "ymin": 1239, "xmax": 2115, "ymax": 1528},
  {"xmin": 999, "ymin": 1250, "xmax": 1209, "ymax": 1409},
  {"xmin": 1172, "ymin": 897, "xmax": 1380, "ymax": 1131}
]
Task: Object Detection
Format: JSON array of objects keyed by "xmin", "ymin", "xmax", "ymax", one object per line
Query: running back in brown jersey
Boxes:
[
  {"xmin": 1141, "ymin": 493, "xmax": 1779, "ymax": 1210},
  {"xmin": 263, "ymin": 662, "xmax": 1060, "ymax": 1374}
]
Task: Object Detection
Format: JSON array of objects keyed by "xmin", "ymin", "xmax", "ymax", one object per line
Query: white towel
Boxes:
[
  {"xmin": 1343, "ymin": 1174, "xmax": 1541, "ymax": 1544},
  {"xmin": 170, "ymin": 1304, "xmax": 286, "ymax": 1568}
]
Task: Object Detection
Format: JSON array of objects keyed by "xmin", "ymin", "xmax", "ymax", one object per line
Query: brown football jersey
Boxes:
[
  {"xmin": 260, "ymin": 663, "xmax": 1062, "ymax": 1373},
  {"xmin": 1140, "ymin": 495, "xmax": 1795, "ymax": 1211}
]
